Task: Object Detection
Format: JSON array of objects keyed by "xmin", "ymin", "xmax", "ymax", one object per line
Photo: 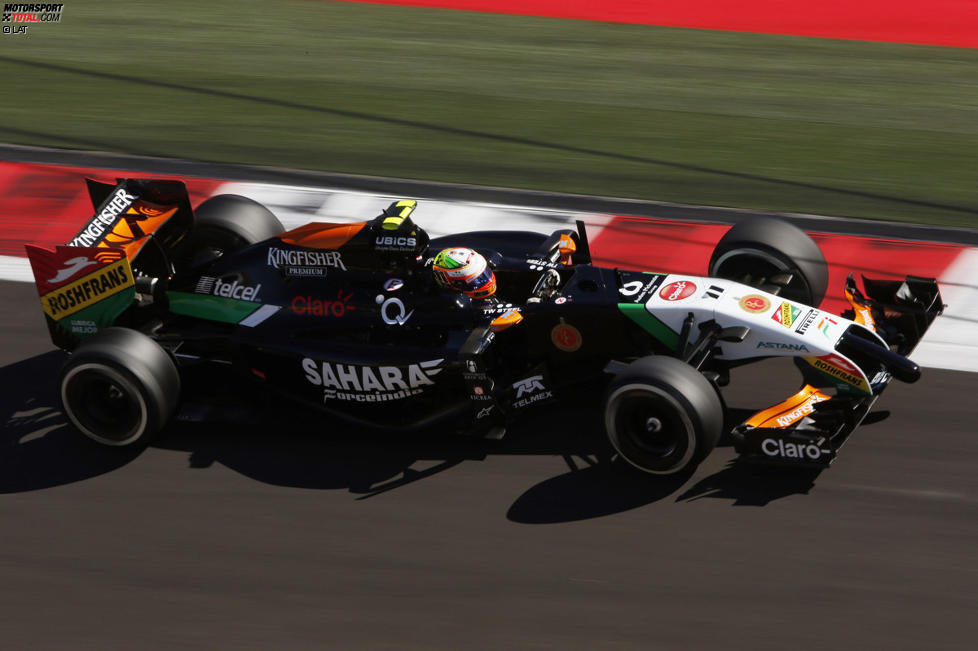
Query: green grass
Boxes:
[{"xmin": 2, "ymin": 0, "xmax": 978, "ymax": 227}]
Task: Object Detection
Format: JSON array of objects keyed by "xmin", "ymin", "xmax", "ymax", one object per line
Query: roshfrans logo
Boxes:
[
  {"xmin": 806, "ymin": 355, "xmax": 870, "ymax": 394},
  {"xmin": 772, "ymin": 301, "xmax": 802, "ymax": 328},
  {"xmin": 68, "ymin": 188, "xmax": 137, "ymax": 248},
  {"xmin": 301, "ymin": 358, "xmax": 443, "ymax": 402},
  {"xmin": 41, "ymin": 257, "xmax": 131, "ymax": 320}
]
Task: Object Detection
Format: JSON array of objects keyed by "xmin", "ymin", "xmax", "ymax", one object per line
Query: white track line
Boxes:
[
  {"xmin": 910, "ymin": 247, "xmax": 978, "ymax": 373},
  {"xmin": 4, "ymin": 182, "xmax": 976, "ymax": 373}
]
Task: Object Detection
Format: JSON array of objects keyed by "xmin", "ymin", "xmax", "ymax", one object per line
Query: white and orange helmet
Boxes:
[{"xmin": 432, "ymin": 247, "xmax": 497, "ymax": 299}]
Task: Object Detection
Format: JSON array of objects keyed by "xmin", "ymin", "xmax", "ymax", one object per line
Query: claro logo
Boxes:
[
  {"xmin": 290, "ymin": 291, "xmax": 355, "ymax": 317},
  {"xmin": 761, "ymin": 438, "xmax": 830, "ymax": 460}
]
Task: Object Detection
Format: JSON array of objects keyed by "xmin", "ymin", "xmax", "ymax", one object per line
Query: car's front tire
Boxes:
[
  {"xmin": 604, "ymin": 356, "xmax": 723, "ymax": 475},
  {"xmin": 59, "ymin": 328, "xmax": 180, "ymax": 447},
  {"xmin": 709, "ymin": 216, "xmax": 828, "ymax": 307}
]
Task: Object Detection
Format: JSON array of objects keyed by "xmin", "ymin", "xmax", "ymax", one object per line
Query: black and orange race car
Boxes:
[{"xmin": 25, "ymin": 178, "xmax": 943, "ymax": 475}]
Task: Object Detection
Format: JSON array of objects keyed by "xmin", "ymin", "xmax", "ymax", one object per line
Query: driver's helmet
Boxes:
[{"xmin": 432, "ymin": 247, "xmax": 497, "ymax": 299}]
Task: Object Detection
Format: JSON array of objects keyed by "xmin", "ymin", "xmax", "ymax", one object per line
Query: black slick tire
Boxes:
[
  {"xmin": 59, "ymin": 327, "xmax": 180, "ymax": 447},
  {"xmin": 604, "ymin": 356, "xmax": 723, "ymax": 475},
  {"xmin": 192, "ymin": 194, "xmax": 285, "ymax": 253},
  {"xmin": 708, "ymin": 217, "xmax": 828, "ymax": 307}
]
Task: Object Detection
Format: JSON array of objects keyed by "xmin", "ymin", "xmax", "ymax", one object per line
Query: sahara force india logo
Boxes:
[{"xmin": 301, "ymin": 358, "xmax": 443, "ymax": 402}]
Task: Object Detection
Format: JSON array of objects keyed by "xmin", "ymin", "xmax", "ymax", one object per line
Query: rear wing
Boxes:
[
  {"xmin": 72, "ymin": 178, "xmax": 194, "ymax": 266},
  {"xmin": 25, "ymin": 178, "xmax": 195, "ymax": 349}
]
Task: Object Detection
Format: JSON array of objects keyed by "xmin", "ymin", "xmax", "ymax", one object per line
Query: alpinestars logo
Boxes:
[
  {"xmin": 68, "ymin": 189, "xmax": 138, "ymax": 248},
  {"xmin": 302, "ymin": 358, "xmax": 443, "ymax": 402},
  {"xmin": 511, "ymin": 374, "xmax": 553, "ymax": 409}
]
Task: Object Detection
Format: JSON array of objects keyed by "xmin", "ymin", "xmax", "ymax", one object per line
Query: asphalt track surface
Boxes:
[{"xmin": 2, "ymin": 276, "xmax": 977, "ymax": 650}]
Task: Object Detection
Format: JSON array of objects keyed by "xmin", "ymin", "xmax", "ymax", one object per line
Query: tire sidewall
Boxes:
[
  {"xmin": 61, "ymin": 361, "xmax": 153, "ymax": 446},
  {"xmin": 605, "ymin": 382, "xmax": 698, "ymax": 474},
  {"xmin": 603, "ymin": 356, "xmax": 723, "ymax": 475},
  {"xmin": 709, "ymin": 217, "xmax": 828, "ymax": 307},
  {"xmin": 59, "ymin": 328, "xmax": 180, "ymax": 447}
]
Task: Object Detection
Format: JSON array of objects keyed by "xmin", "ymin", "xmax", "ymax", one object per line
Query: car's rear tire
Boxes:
[
  {"xmin": 175, "ymin": 195, "xmax": 285, "ymax": 269},
  {"xmin": 604, "ymin": 356, "xmax": 723, "ymax": 475},
  {"xmin": 708, "ymin": 217, "xmax": 828, "ymax": 307},
  {"xmin": 59, "ymin": 328, "xmax": 180, "ymax": 447}
]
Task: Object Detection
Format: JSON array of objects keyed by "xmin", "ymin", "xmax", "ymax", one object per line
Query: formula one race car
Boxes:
[{"xmin": 25, "ymin": 178, "xmax": 944, "ymax": 475}]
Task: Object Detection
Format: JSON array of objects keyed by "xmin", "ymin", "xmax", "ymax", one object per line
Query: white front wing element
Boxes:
[{"xmin": 622, "ymin": 274, "xmax": 884, "ymax": 362}]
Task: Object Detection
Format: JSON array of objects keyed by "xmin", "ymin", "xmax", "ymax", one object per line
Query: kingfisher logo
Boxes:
[
  {"xmin": 267, "ymin": 247, "xmax": 345, "ymax": 276},
  {"xmin": 68, "ymin": 189, "xmax": 138, "ymax": 248}
]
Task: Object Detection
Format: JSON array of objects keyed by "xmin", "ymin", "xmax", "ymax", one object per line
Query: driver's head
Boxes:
[{"xmin": 432, "ymin": 247, "xmax": 496, "ymax": 299}]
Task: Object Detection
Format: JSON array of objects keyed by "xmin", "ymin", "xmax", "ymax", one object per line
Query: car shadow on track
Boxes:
[
  {"xmin": 1, "ymin": 352, "xmax": 831, "ymax": 516},
  {"xmin": 0, "ymin": 350, "xmax": 144, "ymax": 493}
]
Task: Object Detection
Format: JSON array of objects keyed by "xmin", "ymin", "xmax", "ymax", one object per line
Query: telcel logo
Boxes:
[
  {"xmin": 761, "ymin": 438, "xmax": 829, "ymax": 460},
  {"xmin": 214, "ymin": 278, "xmax": 261, "ymax": 301}
]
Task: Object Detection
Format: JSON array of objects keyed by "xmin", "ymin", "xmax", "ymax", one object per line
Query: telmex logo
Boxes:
[
  {"xmin": 762, "ymin": 438, "xmax": 829, "ymax": 461},
  {"xmin": 42, "ymin": 258, "xmax": 132, "ymax": 320},
  {"xmin": 302, "ymin": 358, "xmax": 443, "ymax": 402},
  {"xmin": 513, "ymin": 375, "xmax": 546, "ymax": 399},
  {"xmin": 69, "ymin": 189, "xmax": 138, "ymax": 248}
]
